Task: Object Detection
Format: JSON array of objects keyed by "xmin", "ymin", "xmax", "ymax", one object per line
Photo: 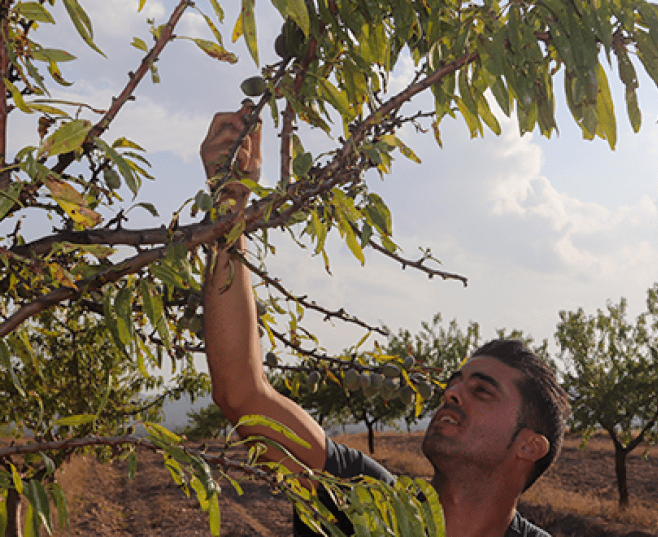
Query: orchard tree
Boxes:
[
  {"xmin": 0, "ymin": 304, "xmax": 207, "ymax": 536},
  {"xmin": 555, "ymin": 285, "xmax": 658, "ymax": 507},
  {"xmin": 271, "ymin": 349, "xmax": 430, "ymax": 454},
  {"xmin": 180, "ymin": 404, "xmax": 232, "ymax": 440},
  {"xmin": 1, "ymin": 0, "xmax": 658, "ymax": 535}
]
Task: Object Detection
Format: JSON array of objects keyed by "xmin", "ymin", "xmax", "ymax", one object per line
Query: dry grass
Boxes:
[{"xmin": 523, "ymin": 480, "xmax": 658, "ymax": 529}]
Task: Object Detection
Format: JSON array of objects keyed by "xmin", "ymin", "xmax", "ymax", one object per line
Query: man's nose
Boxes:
[{"xmin": 443, "ymin": 383, "xmax": 463, "ymax": 406}]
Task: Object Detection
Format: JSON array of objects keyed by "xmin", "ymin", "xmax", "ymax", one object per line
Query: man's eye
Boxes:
[{"xmin": 475, "ymin": 385, "xmax": 490, "ymax": 396}]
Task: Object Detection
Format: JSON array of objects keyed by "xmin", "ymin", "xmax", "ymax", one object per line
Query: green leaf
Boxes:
[
  {"xmin": 15, "ymin": 2, "xmax": 56, "ymax": 23},
  {"xmin": 31, "ymin": 48, "xmax": 76, "ymax": 63},
  {"xmin": 239, "ymin": 0, "xmax": 258, "ymax": 65},
  {"xmin": 143, "ymin": 422, "xmax": 182, "ymax": 444},
  {"xmin": 209, "ymin": 0, "xmax": 224, "ymax": 22},
  {"xmin": 272, "ymin": 0, "xmax": 310, "ymax": 36},
  {"xmin": 93, "ymin": 136, "xmax": 139, "ymax": 196},
  {"xmin": 96, "ymin": 372, "xmax": 113, "ymax": 419},
  {"xmin": 293, "ymin": 152, "xmax": 313, "ymax": 177},
  {"xmin": 225, "ymin": 220, "xmax": 246, "ymax": 245},
  {"xmin": 0, "ymin": 493, "xmax": 6, "ymax": 536},
  {"xmin": 23, "ymin": 503, "xmax": 39, "ymax": 537},
  {"xmin": 130, "ymin": 202, "xmax": 159, "ymax": 217},
  {"xmin": 0, "ymin": 181, "xmax": 24, "ymax": 220},
  {"xmin": 62, "ymin": 0, "xmax": 106, "ymax": 57},
  {"xmin": 415, "ymin": 480, "xmax": 446, "ymax": 535},
  {"xmin": 48, "ymin": 482, "xmax": 70, "ymax": 534},
  {"xmin": 54, "ymin": 414, "xmax": 96, "ymax": 427},
  {"xmin": 625, "ymin": 88, "xmax": 641, "ymax": 133},
  {"xmin": 128, "ymin": 450, "xmax": 137, "ymax": 480},
  {"xmin": 235, "ymin": 415, "xmax": 311, "ymax": 449},
  {"xmin": 39, "ymin": 453, "xmax": 56, "ymax": 476},
  {"xmin": 23, "ymin": 480, "xmax": 52, "ymax": 535},
  {"xmin": 113, "ymin": 285, "xmax": 133, "ymax": 345},
  {"xmin": 131, "ymin": 37, "xmax": 149, "ymax": 52},
  {"xmin": 317, "ymin": 78, "xmax": 353, "ymax": 120},
  {"xmin": 38, "ymin": 119, "xmax": 91, "ymax": 157},
  {"xmin": 208, "ymin": 492, "xmax": 221, "ymax": 536}
]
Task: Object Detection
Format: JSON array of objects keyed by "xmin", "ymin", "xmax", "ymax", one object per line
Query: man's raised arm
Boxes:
[{"xmin": 201, "ymin": 107, "xmax": 327, "ymax": 472}]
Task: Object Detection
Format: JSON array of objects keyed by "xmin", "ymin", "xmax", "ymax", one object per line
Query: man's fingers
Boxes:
[{"xmin": 208, "ymin": 111, "xmax": 245, "ymax": 138}]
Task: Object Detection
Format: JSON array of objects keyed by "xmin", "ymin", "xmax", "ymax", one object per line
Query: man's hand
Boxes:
[{"xmin": 200, "ymin": 104, "xmax": 262, "ymax": 205}]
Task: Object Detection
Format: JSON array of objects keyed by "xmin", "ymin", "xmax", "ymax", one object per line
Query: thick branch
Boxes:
[
  {"xmin": 1, "ymin": 50, "xmax": 478, "ymax": 336},
  {"xmin": 51, "ymin": 0, "xmax": 192, "ymax": 176},
  {"xmin": 0, "ymin": 0, "xmax": 11, "ymax": 192}
]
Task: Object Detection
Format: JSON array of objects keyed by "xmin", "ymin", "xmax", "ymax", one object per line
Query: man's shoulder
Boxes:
[{"xmin": 506, "ymin": 512, "xmax": 552, "ymax": 537}]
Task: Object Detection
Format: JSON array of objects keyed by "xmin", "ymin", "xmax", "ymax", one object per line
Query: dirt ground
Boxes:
[{"xmin": 46, "ymin": 431, "xmax": 657, "ymax": 537}]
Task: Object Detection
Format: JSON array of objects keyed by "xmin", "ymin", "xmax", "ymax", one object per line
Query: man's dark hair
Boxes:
[{"xmin": 471, "ymin": 338, "xmax": 570, "ymax": 491}]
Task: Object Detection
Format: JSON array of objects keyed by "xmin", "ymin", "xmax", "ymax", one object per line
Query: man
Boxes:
[{"xmin": 201, "ymin": 107, "xmax": 570, "ymax": 537}]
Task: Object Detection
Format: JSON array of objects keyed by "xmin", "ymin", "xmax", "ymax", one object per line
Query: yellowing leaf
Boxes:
[
  {"xmin": 44, "ymin": 175, "xmax": 101, "ymax": 228},
  {"xmin": 4, "ymin": 78, "xmax": 32, "ymax": 113},
  {"xmin": 39, "ymin": 119, "xmax": 91, "ymax": 157},
  {"xmin": 48, "ymin": 262, "xmax": 77, "ymax": 288},
  {"xmin": 380, "ymin": 135, "xmax": 421, "ymax": 163},
  {"xmin": 192, "ymin": 39, "xmax": 238, "ymax": 63},
  {"xmin": 232, "ymin": 11, "xmax": 243, "ymax": 42}
]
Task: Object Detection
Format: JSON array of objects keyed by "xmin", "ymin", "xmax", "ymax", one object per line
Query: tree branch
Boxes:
[
  {"xmin": 366, "ymin": 237, "xmax": 468, "ymax": 286},
  {"xmin": 1, "ymin": 50, "xmax": 478, "ymax": 336},
  {"xmin": 0, "ymin": 0, "xmax": 11, "ymax": 192},
  {"xmin": 235, "ymin": 249, "xmax": 388, "ymax": 336},
  {"xmin": 52, "ymin": 0, "xmax": 193, "ymax": 176}
]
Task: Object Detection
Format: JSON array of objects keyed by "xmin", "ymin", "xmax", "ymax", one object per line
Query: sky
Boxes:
[{"xmin": 8, "ymin": 0, "xmax": 658, "ymax": 375}]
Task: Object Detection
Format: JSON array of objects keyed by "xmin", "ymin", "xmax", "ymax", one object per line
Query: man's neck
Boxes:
[{"xmin": 431, "ymin": 472, "xmax": 518, "ymax": 537}]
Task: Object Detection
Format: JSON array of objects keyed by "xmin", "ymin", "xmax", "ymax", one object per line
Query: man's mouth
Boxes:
[{"xmin": 438, "ymin": 414, "xmax": 459, "ymax": 425}]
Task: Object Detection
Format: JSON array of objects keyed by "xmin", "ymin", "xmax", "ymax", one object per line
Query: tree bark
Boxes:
[
  {"xmin": 5, "ymin": 487, "xmax": 23, "ymax": 537},
  {"xmin": 611, "ymin": 438, "xmax": 630, "ymax": 507},
  {"xmin": 0, "ymin": 0, "xmax": 12, "ymax": 192}
]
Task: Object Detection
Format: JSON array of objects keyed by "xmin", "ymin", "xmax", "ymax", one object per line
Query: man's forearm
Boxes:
[
  {"xmin": 200, "ymin": 108, "xmax": 327, "ymax": 471},
  {"xmin": 203, "ymin": 234, "xmax": 263, "ymax": 417}
]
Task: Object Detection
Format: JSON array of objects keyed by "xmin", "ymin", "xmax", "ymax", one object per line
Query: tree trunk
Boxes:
[
  {"xmin": 364, "ymin": 417, "xmax": 376, "ymax": 454},
  {"xmin": 0, "ymin": 0, "xmax": 12, "ymax": 192},
  {"xmin": 5, "ymin": 487, "xmax": 23, "ymax": 537},
  {"xmin": 614, "ymin": 443, "xmax": 630, "ymax": 508}
]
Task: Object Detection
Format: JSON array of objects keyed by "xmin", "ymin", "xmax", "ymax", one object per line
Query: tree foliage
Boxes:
[
  {"xmin": 556, "ymin": 285, "xmax": 658, "ymax": 507},
  {"xmin": 1, "ymin": 0, "xmax": 658, "ymax": 534}
]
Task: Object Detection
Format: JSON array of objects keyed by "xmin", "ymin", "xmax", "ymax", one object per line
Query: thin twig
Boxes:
[{"xmin": 235, "ymin": 250, "xmax": 388, "ymax": 336}]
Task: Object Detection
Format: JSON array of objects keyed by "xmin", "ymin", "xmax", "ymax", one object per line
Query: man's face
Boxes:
[{"xmin": 422, "ymin": 355, "xmax": 525, "ymax": 473}]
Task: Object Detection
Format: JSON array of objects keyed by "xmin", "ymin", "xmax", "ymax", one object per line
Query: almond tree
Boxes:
[
  {"xmin": 556, "ymin": 285, "xmax": 658, "ymax": 507},
  {"xmin": 1, "ymin": 0, "xmax": 658, "ymax": 535}
]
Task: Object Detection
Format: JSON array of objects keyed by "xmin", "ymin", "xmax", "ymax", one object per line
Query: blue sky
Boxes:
[{"xmin": 9, "ymin": 0, "xmax": 658, "ymax": 369}]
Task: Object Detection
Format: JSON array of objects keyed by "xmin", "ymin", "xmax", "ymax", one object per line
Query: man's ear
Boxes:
[{"xmin": 516, "ymin": 429, "xmax": 550, "ymax": 463}]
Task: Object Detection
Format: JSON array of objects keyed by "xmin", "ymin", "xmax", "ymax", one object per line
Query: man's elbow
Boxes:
[{"xmin": 211, "ymin": 380, "xmax": 268, "ymax": 425}]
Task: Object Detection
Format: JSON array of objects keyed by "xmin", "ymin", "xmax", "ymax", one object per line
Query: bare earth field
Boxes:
[{"xmin": 45, "ymin": 431, "xmax": 657, "ymax": 536}]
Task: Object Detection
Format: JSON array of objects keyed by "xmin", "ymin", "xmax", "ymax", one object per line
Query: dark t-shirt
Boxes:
[{"xmin": 293, "ymin": 437, "xmax": 552, "ymax": 537}]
